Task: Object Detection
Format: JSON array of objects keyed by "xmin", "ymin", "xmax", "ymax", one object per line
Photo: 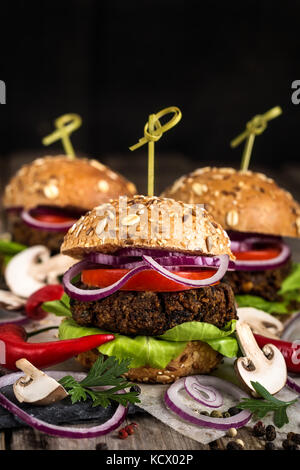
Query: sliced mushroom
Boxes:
[
  {"xmin": 4, "ymin": 246, "xmax": 75, "ymax": 299},
  {"xmin": 234, "ymin": 321, "xmax": 287, "ymax": 397},
  {"xmin": 5, "ymin": 246, "xmax": 50, "ymax": 298},
  {"xmin": 237, "ymin": 307, "xmax": 283, "ymax": 339},
  {"xmin": 13, "ymin": 358, "xmax": 68, "ymax": 406},
  {"xmin": 31, "ymin": 253, "xmax": 76, "ymax": 285},
  {"xmin": 0, "ymin": 290, "xmax": 26, "ymax": 310}
]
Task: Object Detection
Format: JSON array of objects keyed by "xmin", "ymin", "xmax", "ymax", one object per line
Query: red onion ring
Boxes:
[
  {"xmin": 0, "ymin": 310, "xmax": 28, "ymax": 326},
  {"xmin": 231, "ymin": 242, "xmax": 291, "ymax": 271},
  {"xmin": 142, "ymin": 255, "xmax": 229, "ymax": 287},
  {"xmin": 21, "ymin": 209, "xmax": 76, "ymax": 232},
  {"xmin": 281, "ymin": 312, "xmax": 300, "ymax": 342},
  {"xmin": 184, "ymin": 376, "xmax": 223, "ymax": 408},
  {"xmin": 88, "ymin": 252, "xmax": 223, "ymax": 270},
  {"xmin": 0, "ymin": 371, "xmax": 127, "ymax": 438},
  {"xmin": 286, "ymin": 376, "xmax": 300, "ymax": 394},
  {"xmin": 63, "ymin": 260, "xmax": 150, "ymax": 301},
  {"xmin": 164, "ymin": 376, "xmax": 251, "ymax": 430}
]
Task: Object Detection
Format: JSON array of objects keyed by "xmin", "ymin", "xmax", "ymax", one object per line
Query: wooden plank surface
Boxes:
[{"xmin": 3, "ymin": 416, "xmax": 264, "ymax": 451}]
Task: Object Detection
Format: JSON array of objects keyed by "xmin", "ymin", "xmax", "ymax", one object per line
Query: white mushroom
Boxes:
[
  {"xmin": 5, "ymin": 246, "xmax": 50, "ymax": 298},
  {"xmin": 234, "ymin": 321, "xmax": 287, "ymax": 397},
  {"xmin": 13, "ymin": 358, "xmax": 68, "ymax": 406},
  {"xmin": 4, "ymin": 246, "xmax": 76, "ymax": 299},
  {"xmin": 237, "ymin": 307, "xmax": 283, "ymax": 339},
  {"xmin": 30, "ymin": 253, "xmax": 76, "ymax": 285},
  {"xmin": 0, "ymin": 290, "xmax": 26, "ymax": 310}
]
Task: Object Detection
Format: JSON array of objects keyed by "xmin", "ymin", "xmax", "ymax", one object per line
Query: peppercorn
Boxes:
[
  {"xmin": 125, "ymin": 425, "xmax": 135, "ymax": 435},
  {"xmin": 130, "ymin": 385, "xmax": 141, "ymax": 394},
  {"xmin": 209, "ymin": 440, "xmax": 220, "ymax": 450},
  {"xmin": 265, "ymin": 425, "xmax": 276, "ymax": 441},
  {"xmin": 210, "ymin": 410, "xmax": 223, "ymax": 418},
  {"xmin": 200, "ymin": 411, "xmax": 209, "ymax": 416},
  {"xmin": 265, "ymin": 442, "xmax": 275, "ymax": 451},
  {"xmin": 287, "ymin": 432, "xmax": 300, "ymax": 445},
  {"xmin": 95, "ymin": 443, "xmax": 108, "ymax": 450},
  {"xmin": 282, "ymin": 439, "xmax": 298, "ymax": 450},
  {"xmin": 226, "ymin": 441, "xmax": 243, "ymax": 450},
  {"xmin": 118, "ymin": 429, "xmax": 129, "ymax": 439},
  {"xmin": 228, "ymin": 406, "xmax": 240, "ymax": 416},
  {"xmin": 253, "ymin": 421, "xmax": 266, "ymax": 437},
  {"xmin": 223, "ymin": 412, "xmax": 231, "ymax": 418}
]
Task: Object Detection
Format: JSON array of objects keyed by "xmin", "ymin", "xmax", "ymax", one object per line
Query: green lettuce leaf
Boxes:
[
  {"xmin": 236, "ymin": 263, "xmax": 300, "ymax": 315},
  {"xmin": 235, "ymin": 294, "xmax": 290, "ymax": 314},
  {"xmin": 59, "ymin": 317, "xmax": 238, "ymax": 369},
  {"xmin": 279, "ymin": 263, "xmax": 300, "ymax": 295},
  {"xmin": 0, "ymin": 240, "xmax": 27, "ymax": 256},
  {"xmin": 42, "ymin": 293, "xmax": 71, "ymax": 317}
]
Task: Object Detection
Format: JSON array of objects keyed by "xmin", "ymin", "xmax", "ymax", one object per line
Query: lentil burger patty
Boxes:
[
  {"xmin": 223, "ymin": 259, "xmax": 292, "ymax": 301},
  {"xmin": 71, "ymin": 282, "xmax": 237, "ymax": 336}
]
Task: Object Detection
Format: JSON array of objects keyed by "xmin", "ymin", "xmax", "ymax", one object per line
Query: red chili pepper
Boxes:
[
  {"xmin": 26, "ymin": 284, "xmax": 64, "ymax": 320},
  {"xmin": 254, "ymin": 333, "xmax": 300, "ymax": 373},
  {"xmin": 0, "ymin": 324, "xmax": 114, "ymax": 370}
]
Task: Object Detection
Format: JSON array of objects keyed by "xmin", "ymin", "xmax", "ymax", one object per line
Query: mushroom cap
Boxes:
[
  {"xmin": 61, "ymin": 195, "xmax": 234, "ymax": 259},
  {"xmin": 3, "ymin": 155, "xmax": 137, "ymax": 211},
  {"xmin": 161, "ymin": 167, "xmax": 300, "ymax": 238}
]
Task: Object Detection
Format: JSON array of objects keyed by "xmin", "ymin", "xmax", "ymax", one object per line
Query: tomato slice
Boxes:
[
  {"xmin": 34, "ymin": 214, "xmax": 77, "ymax": 224},
  {"xmin": 233, "ymin": 248, "xmax": 281, "ymax": 261},
  {"xmin": 81, "ymin": 268, "xmax": 218, "ymax": 292}
]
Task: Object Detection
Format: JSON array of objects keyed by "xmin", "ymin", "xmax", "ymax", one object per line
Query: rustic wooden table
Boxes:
[{"xmin": 0, "ymin": 151, "xmax": 299, "ymax": 450}]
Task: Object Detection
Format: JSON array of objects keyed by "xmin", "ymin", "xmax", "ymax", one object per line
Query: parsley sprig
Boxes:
[
  {"xmin": 236, "ymin": 381, "xmax": 297, "ymax": 428},
  {"xmin": 59, "ymin": 356, "xmax": 141, "ymax": 408}
]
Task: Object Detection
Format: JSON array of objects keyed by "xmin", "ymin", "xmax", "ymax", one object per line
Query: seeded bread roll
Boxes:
[
  {"xmin": 76, "ymin": 341, "xmax": 222, "ymax": 384},
  {"xmin": 161, "ymin": 167, "xmax": 300, "ymax": 238},
  {"xmin": 3, "ymin": 155, "xmax": 137, "ymax": 211},
  {"xmin": 61, "ymin": 195, "xmax": 234, "ymax": 259}
]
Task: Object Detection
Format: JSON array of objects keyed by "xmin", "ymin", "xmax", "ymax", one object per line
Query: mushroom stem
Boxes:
[{"xmin": 235, "ymin": 321, "xmax": 287, "ymax": 397}]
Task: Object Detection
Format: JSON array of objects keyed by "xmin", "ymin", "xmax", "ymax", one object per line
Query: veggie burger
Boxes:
[
  {"xmin": 59, "ymin": 195, "xmax": 238, "ymax": 384},
  {"xmin": 3, "ymin": 155, "xmax": 137, "ymax": 253},
  {"xmin": 162, "ymin": 167, "xmax": 300, "ymax": 315}
]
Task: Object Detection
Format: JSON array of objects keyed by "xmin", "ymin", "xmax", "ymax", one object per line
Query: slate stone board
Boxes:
[{"xmin": 0, "ymin": 385, "xmax": 142, "ymax": 430}]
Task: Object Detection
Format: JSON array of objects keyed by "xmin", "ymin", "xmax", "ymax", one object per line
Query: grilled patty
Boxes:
[
  {"xmin": 9, "ymin": 217, "xmax": 67, "ymax": 253},
  {"xmin": 70, "ymin": 282, "xmax": 237, "ymax": 336},
  {"xmin": 223, "ymin": 259, "xmax": 292, "ymax": 301}
]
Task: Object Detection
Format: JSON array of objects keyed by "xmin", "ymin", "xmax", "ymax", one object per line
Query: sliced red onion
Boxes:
[
  {"xmin": 286, "ymin": 376, "xmax": 300, "ymax": 394},
  {"xmin": 281, "ymin": 312, "xmax": 300, "ymax": 342},
  {"xmin": 21, "ymin": 209, "xmax": 76, "ymax": 232},
  {"xmin": 0, "ymin": 310, "xmax": 28, "ymax": 326},
  {"xmin": 232, "ymin": 242, "xmax": 291, "ymax": 271},
  {"xmin": 184, "ymin": 376, "xmax": 223, "ymax": 408},
  {"xmin": 0, "ymin": 371, "xmax": 127, "ymax": 438},
  {"xmin": 165, "ymin": 376, "xmax": 251, "ymax": 430},
  {"xmin": 142, "ymin": 255, "xmax": 229, "ymax": 287},
  {"xmin": 63, "ymin": 260, "xmax": 150, "ymax": 301},
  {"xmin": 88, "ymin": 252, "xmax": 223, "ymax": 270}
]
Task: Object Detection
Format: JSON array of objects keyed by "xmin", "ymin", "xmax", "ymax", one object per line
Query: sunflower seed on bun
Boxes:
[
  {"xmin": 161, "ymin": 167, "xmax": 300, "ymax": 238},
  {"xmin": 3, "ymin": 155, "xmax": 137, "ymax": 252},
  {"xmin": 61, "ymin": 195, "xmax": 233, "ymax": 259}
]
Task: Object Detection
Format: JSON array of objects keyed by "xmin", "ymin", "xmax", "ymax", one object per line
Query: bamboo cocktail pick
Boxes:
[
  {"xmin": 230, "ymin": 106, "xmax": 282, "ymax": 171},
  {"xmin": 42, "ymin": 113, "xmax": 82, "ymax": 159},
  {"xmin": 130, "ymin": 106, "xmax": 182, "ymax": 196}
]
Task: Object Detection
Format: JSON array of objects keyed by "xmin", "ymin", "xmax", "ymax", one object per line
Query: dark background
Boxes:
[{"xmin": 0, "ymin": 0, "xmax": 299, "ymax": 195}]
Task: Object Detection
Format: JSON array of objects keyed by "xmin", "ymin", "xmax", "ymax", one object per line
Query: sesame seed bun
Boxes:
[
  {"xmin": 61, "ymin": 195, "xmax": 234, "ymax": 259},
  {"xmin": 3, "ymin": 155, "xmax": 137, "ymax": 211},
  {"xmin": 76, "ymin": 341, "xmax": 222, "ymax": 384},
  {"xmin": 161, "ymin": 167, "xmax": 300, "ymax": 238}
]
